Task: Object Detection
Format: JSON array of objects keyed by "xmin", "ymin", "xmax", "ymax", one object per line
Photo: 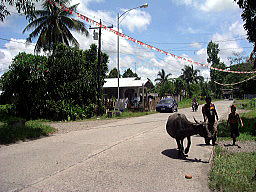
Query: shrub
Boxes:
[{"xmin": 0, "ymin": 104, "xmax": 16, "ymax": 118}]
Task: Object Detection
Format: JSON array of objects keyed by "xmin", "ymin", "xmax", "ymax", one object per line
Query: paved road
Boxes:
[{"xmin": 0, "ymin": 100, "xmax": 233, "ymax": 192}]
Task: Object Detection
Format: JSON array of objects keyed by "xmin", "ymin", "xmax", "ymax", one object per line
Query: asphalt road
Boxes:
[{"xmin": 0, "ymin": 100, "xmax": 233, "ymax": 192}]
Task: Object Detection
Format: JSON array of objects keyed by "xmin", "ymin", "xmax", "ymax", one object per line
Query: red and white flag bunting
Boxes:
[
  {"xmin": 48, "ymin": 0, "xmax": 256, "ymax": 74},
  {"xmin": 214, "ymin": 75, "xmax": 256, "ymax": 86}
]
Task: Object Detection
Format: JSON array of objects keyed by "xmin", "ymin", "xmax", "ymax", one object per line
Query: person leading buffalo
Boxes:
[{"xmin": 202, "ymin": 96, "xmax": 219, "ymax": 145}]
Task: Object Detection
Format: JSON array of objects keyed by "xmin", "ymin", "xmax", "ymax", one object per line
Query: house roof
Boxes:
[{"xmin": 103, "ymin": 77, "xmax": 148, "ymax": 88}]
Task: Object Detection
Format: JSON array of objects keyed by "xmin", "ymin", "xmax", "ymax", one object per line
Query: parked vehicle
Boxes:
[{"xmin": 156, "ymin": 98, "xmax": 178, "ymax": 113}]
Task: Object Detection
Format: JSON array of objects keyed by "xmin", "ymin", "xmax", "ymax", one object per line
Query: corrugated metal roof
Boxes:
[{"xmin": 103, "ymin": 78, "xmax": 147, "ymax": 88}]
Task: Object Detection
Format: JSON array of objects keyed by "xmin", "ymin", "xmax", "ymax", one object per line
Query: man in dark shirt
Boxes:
[{"xmin": 202, "ymin": 96, "xmax": 219, "ymax": 145}]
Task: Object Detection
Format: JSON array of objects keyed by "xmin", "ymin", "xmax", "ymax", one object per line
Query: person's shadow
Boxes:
[{"xmin": 161, "ymin": 149, "xmax": 209, "ymax": 163}]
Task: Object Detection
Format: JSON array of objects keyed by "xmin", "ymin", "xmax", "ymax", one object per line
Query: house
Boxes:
[{"xmin": 103, "ymin": 77, "xmax": 148, "ymax": 100}]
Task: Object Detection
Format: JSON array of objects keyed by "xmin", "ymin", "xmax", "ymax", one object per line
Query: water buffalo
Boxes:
[{"xmin": 166, "ymin": 113, "xmax": 211, "ymax": 158}]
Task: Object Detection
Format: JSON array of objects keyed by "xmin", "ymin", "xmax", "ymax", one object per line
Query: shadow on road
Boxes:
[
  {"xmin": 161, "ymin": 149, "xmax": 209, "ymax": 164},
  {"xmin": 196, "ymin": 144, "xmax": 211, "ymax": 147}
]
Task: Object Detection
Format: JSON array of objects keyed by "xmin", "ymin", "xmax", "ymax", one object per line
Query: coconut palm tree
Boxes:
[
  {"xmin": 23, "ymin": 0, "xmax": 89, "ymax": 53},
  {"xmin": 155, "ymin": 69, "xmax": 172, "ymax": 84},
  {"xmin": 180, "ymin": 65, "xmax": 204, "ymax": 85},
  {"xmin": 180, "ymin": 65, "xmax": 204, "ymax": 97}
]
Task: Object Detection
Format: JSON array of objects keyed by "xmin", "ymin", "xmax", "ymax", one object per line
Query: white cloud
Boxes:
[
  {"xmin": 0, "ymin": 39, "xmax": 35, "ymax": 72},
  {"xmin": 172, "ymin": 0, "xmax": 238, "ymax": 12},
  {"xmin": 120, "ymin": 9, "xmax": 151, "ymax": 32},
  {"xmin": 229, "ymin": 21, "xmax": 246, "ymax": 37},
  {"xmin": 199, "ymin": 0, "xmax": 238, "ymax": 12},
  {"xmin": 190, "ymin": 42, "xmax": 202, "ymax": 48}
]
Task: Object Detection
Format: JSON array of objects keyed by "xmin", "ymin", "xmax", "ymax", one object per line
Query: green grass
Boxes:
[
  {"xmin": 209, "ymin": 146, "xmax": 256, "ymax": 192},
  {"xmin": 234, "ymin": 99, "xmax": 256, "ymax": 110},
  {"xmin": 210, "ymin": 109, "xmax": 256, "ymax": 191},
  {"xmin": 0, "ymin": 120, "xmax": 56, "ymax": 144},
  {"xmin": 177, "ymin": 98, "xmax": 221, "ymax": 109},
  {"xmin": 178, "ymin": 98, "xmax": 205, "ymax": 109}
]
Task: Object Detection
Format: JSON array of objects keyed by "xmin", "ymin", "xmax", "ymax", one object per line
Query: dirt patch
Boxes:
[
  {"xmin": 218, "ymin": 140, "xmax": 256, "ymax": 153},
  {"xmin": 47, "ymin": 118, "xmax": 121, "ymax": 134}
]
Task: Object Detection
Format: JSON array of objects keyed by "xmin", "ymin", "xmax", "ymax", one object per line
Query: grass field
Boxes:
[
  {"xmin": 209, "ymin": 147, "xmax": 256, "ymax": 192},
  {"xmin": 209, "ymin": 109, "xmax": 256, "ymax": 192}
]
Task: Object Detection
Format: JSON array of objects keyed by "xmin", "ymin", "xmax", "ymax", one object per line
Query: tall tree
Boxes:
[
  {"xmin": 122, "ymin": 68, "xmax": 138, "ymax": 78},
  {"xmin": 207, "ymin": 41, "xmax": 226, "ymax": 98},
  {"xmin": 180, "ymin": 65, "xmax": 204, "ymax": 97},
  {"xmin": 23, "ymin": 0, "xmax": 89, "ymax": 53},
  {"xmin": 234, "ymin": 0, "xmax": 256, "ymax": 68},
  {"xmin": 155, "ymin": 69, "xmax": 171, "ymax": 84}
]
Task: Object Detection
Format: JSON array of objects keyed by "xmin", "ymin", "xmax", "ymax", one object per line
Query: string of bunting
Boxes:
[
  {"xmin": 48, "ymin": 0, "xmax": 256, "ymax": 74},
  {"xmin": 214, "ymin": 74, "xmax": 256, "ymax": 86}
]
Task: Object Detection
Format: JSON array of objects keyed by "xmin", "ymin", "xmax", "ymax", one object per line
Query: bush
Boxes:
[
  {"xmin": 46, "ymin": 100, "xmax": 89, "ymax": 121},
  {"xmin": 0, "ymin": 104, "xmax": 16, "ymax": 118}
]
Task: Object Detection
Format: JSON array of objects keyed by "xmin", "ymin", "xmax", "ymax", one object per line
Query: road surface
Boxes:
[{"xmin": 0, "ymin": 100, "xmax": 233, "ymax": 192}]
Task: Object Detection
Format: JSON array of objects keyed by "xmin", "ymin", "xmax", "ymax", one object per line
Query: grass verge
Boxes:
[
  {"xmin": 93, "ymin": 111, "xmax": 156, "ymax": 120},
  {"xmin": 209, "ymin": 146, "xmax": 256, "ymax": 192},
  {"xmin": 210, "ymin": 109, "xmax": 256, "ymax": 192},
  {"xmin": 0, "ymin": 120, "xmax": 56, "ymax": 144}
]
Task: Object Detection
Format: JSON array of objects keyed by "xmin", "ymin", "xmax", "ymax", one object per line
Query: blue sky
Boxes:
[{"xmin": 0, "ymin": 0, "xmax": 253, "ymax": 81}]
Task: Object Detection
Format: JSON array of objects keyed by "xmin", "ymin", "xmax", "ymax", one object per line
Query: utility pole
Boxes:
[{"xmin": 90, "ymin": 20, "xmax": 113, "ymax": 115}]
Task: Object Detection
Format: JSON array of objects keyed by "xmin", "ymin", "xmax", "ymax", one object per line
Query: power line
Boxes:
[{"xmin": 145, "ymin": 36, "xmax": 248, "ymax": 45}]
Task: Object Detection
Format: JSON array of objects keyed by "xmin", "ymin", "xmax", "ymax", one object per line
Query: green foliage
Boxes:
[
  {"xmin": 0, "ymin": 0, "xmax": 39, "ymax": 22},
  {"xmin": 235, "ymin": 99, "xmax": 256, "ymax": 110},
  {"xmin": 0, "ymin": 120, "xmax": 55, "ymax": 144},
  {"xmin": 122, "ymin": 68, "xmax": 139, "ymax": 78},
  {"xmin": 0, "ymin": 104, "xmax": 16, "ymax": 118},
  {"xmin": 0, "ymin": 52, "xmax": 48, "ymax": 119},
  {"xmin": 234, "ymin": 0, "xmax": 256, "ymax": 68},
  {"xmin": 209, "ymin": 146, "xmax": 256, "ymax": 192},
  {"xmin": 23, "ymin": 0, "xmax": 89, "ymax": 53},
  {"xmin": 179, "ymin": 65, "xmax": 204, "ymax": 98},
  {"xmin": 224, "ymin": 55, "xmax": 255, "ymax": 96},
  {"xmin": 207, "ymin": 41, "xmax": 226, "ymax": 98},
  {"xmin": 155, "ymin": 69, "xmax": 171, "ymax": 84},
  {"xmin": 177, "ymin": 98, "xmax": 204, "ymax": 109},
  {"xmin": 156, "ymin": 81, "xmax": 174, "ymax": 97},
  {"xmin": 0, "ymin": 44, "xmax": 109, "ymax": 121},
  {"xmin": 108, "ymin": 67, "xmax": 120, "ymax": 78}
]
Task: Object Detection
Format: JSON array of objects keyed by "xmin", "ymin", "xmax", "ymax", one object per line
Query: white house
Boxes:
[{"xmin": 103, "ymin": 77, "xmax": 148, "ymax": 100}]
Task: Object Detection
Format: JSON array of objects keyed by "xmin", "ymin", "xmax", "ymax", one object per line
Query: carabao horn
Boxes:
[{"xmin": 193, "ymin": 117, "xmax": 199, "ymax": 124}]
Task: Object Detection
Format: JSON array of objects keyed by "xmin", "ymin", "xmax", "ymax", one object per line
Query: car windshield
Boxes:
[{"xmin": 159, "ymin": 99, "xmax": 173, "ymax": 104}]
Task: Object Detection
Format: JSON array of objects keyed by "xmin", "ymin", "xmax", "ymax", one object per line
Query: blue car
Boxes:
[{"xmin": 156, "ymin": 98, "xmax": 178, "ymax": 113}]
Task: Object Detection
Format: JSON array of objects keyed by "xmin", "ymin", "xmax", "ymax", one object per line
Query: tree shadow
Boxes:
[{"xmin": 161, "ymin": 149, "xmax": 209, "ymax": 164}]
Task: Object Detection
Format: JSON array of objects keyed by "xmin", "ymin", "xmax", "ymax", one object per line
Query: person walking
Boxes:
[
  {"xmin": 226, "ymin": 105, "xmax": 243, "ymax": 146},
  {"xmin": 202, "ymin": 96, "xmax": 219, "ymax": 145}
]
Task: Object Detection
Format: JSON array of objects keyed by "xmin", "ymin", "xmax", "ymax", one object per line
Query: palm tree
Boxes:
[
  {"xmin": 180, "ymin": 65, "xmax": 203, "ymax": 85},
  {"xmin": 155, "ymin": 69, "xmax": 172, "ymax": 84},
  {"xmin": 180, "ymin": 65, "xmax": 204, "ymax": 97},
  {"xmin": 23, "ymin": 0, "xmax": 89, "ymax": 53}
]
